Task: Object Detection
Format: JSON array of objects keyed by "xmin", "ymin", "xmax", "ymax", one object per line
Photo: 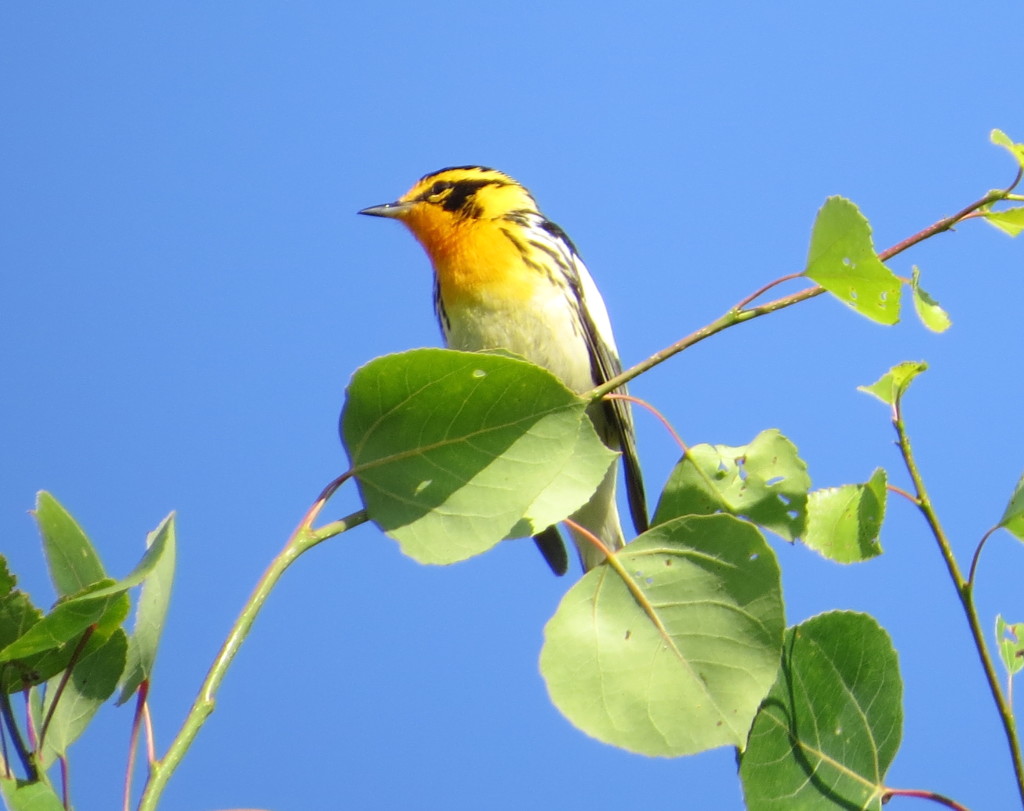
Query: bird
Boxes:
[{"xmin": 358, "ymin": 166, "xmax": 647, "ymax": 574}]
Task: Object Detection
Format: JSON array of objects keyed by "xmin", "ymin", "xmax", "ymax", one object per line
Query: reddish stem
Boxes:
[
  {"xmin": 605, "ymin": 393, "xmax": 689, "ymax": 455},
  {"xmin": 882, "ymin": 786, "xmax": 972, "ymax": 811}
]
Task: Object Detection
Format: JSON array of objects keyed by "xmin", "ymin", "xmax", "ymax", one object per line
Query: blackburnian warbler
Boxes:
[{"xmin": 359, "ymin": 166, "xmax": 647, "ymax": 574}]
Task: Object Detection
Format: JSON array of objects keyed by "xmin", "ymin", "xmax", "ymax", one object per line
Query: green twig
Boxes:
[
  {"xmin": 39, "ymin": 625, "xmax": 95, "ymax": 750},
  {"xmin": 594, "ymin": 177, "xmax": 1020, "ymax": 399},
  {"xmin": 136, "ymin": 471, "xmax": 367, "ymax": 811},
  {"xmin": 891, "ymin": 398, "xmax": 1024, "ymax": 806}
]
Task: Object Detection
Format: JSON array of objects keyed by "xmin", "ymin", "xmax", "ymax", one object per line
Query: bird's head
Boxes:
[{"xmin": 359, "ymin": 166, "xmax": 540, "ymax": 255}]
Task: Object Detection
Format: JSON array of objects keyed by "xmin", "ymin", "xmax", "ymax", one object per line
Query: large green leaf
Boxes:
[
  {"xmin": 341, "ymin": 349, "xmax": 615, "ymax": 565},
  {"xmin": 804, "ymin": 197, "xmax": 901, "ymax": 325},
  {"xmin": 740, "ymin": 611, "xmax": 903, "ymax": 810},
  {"xmin": 541, "ymin": 515, "xmax": 784, "ymax": 756},
  {"xmin": 652, "ymin": 429, "xmax": 810, "ymax": 541}
]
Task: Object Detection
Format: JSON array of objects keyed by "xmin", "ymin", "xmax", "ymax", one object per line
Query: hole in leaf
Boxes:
[
  {"xmin": 766, "ymin": 476, "xmax": 784, "ymax": 488},
  {"xmin": 414, "ymin": 480, "xmax": 432, "ymax": 496},
  {"xmin": 472, "ymin": 369, "xmax": 487, "ymax": 378},
  {"xmin": 749, "ymin": 553, "xmax": 759, "ymax": 561}
]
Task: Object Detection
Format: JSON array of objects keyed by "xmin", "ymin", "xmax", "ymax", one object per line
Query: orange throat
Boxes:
[{"xmin": 402, "ymin": 208, "xmax": 537, "ymax": 306}]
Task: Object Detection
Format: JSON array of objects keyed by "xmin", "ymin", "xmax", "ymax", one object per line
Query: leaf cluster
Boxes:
[{"xmin": 0, "ymin": 495, "xmax": 174, "ymax": 810}]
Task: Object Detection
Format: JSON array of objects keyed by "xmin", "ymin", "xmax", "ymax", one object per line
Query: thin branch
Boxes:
[
  {"xmin": 732, "ymin": 272, "xmax": 806, "ymax": 311},
  {"xmin": 298, "ymin": 471, "xmax": 352, "ymax": 531},
  {"xmin": 967, "ymin": 526, "xmax": 1000, "ymax": 589},
  {"xmin": 879, "ymin": 175, "xmax": 1022, "ymax": 262},
  {"xmin": 143, "ymin": 701, "xmax": 155, "ymax": 765},
  {"xmin": 892, "ymin": 398, "xmax": 1024, "ymax": 804},
  {"xmin": 39, "ymin": 625, "xmax": 95, "ymax": 750},
  {"xmin": 886, "ymin": 484, "xmax": 919, "ymax": 505},
  {"xmin": 605, "ymin": 393, "xmax": 689, "ymax": 455},
  {"xmin": 563, "ymin": 518, "xmax": 613, "ymax": 562},
  {"xmin": 0, "ymin": 686, "xmax": 35, "ymax": 781},
  {"xmin": 123, "ymin": 680, "xmax": 149, "ymax": 811},
  {"xmin": 59, "ymin": 755, "xmax": 69, "ymax": 810},
  {"xmin": 137, "ymin": 492, "xmax": 368, "ymax": 811},
  {"xmin": 592, "ymin": 176, "xmax": 1020, "ymax": 400},
  {"xmin": 882, "ymin": 786, "xmax": 972, "ymax": 810}
]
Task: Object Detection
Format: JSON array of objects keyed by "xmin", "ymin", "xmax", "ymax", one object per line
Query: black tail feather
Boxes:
[{"xmin": 533, "ymin": 525, "xmax": 568, "ymax": 576}]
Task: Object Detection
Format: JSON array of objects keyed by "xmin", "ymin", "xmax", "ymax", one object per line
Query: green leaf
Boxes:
[
  {"xmin": 0, "ymin": 520, "xmax": 171, "ymax": 693},
  {"xmin": 341, "ymin": 349, "xmax": 616, "ymax": 565},
  {"xmin": 0, "ymin": 585, "xmax": 129, "ymax": 664},
  {"xmin": 992, "ymin": 128, "xmax": 1024, "ymax": 169},
  {"xmin": 0, "ymin": 556, "xmax": 15, "ymax": 596},
  {"xmin": 504, "ymin": 418, "xmax": 618, "ymax": 539},
  {"xmin": 34, "ymin": 492, "xmax": 106, "ymax": 597},
  {"xmin": 804, "ymin": 197, "xmax": 901, "ymax": 325},
  {"xmin": 910, "ymin": 267, "xmax": 952, "ymax": 332},
  {"xmin": 0, "ymin": 518, "xmax": 173, "ymax": 687},
  {"xmin": 0, "ymin": 558, "xmax": 39, "ymax": 648},
  {"xmin": 0, "ymin": 778, "xmax": 65, "ymax": 811},
  {"xmin": 541, "ymin": 514, "xmax": 784, "ymax": 757},
  {"xmin": 984, "ymin": 206, "xmax": 1024, "ymax": 237},
  {"xmin": 996, "ymin": 615, "xmax": 1024, "ymax": 678},
  {"xmin": 998, "ymin": 473, "xmax": 1024, "ymax": 542},
  {"xmin": 857, "ymin": 361, "xmax": 927, "ymax": 406},
  {"xmin": 0, "ymin": 559, "xmax": 47, "ymax": 692},
  {"xmin": 740, "ymin": 611, "xmax": 903, "ymax": 810},
  {"xmin": 73, "ymin": 512, "xmax": 175, "ymax": 600},
  {"xmin": 119, "ymin": 514, "xmax": 177, "ymax": 704},
  {"xmin": 38, "ymin": 629, "xmax": 128, "ymax": 767},
  {"xmin": 804, "ymin": 469, "xmax": 887, "ymax": 563},
  {"xmin": 652, "ymin": 429, "xmax": 810, "ymax": 542}
]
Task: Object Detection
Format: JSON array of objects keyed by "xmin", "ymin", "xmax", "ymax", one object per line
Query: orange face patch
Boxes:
[{"xmin": 400, "ymin": 203, "xmax": 541, "ymax": 305}]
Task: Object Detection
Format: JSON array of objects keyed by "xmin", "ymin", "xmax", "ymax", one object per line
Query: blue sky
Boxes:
[{"xmin": 3, "ymin": 3, "xmax": 1024, "ymax": 809}]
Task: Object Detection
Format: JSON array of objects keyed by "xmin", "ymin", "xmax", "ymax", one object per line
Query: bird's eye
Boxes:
[{"xmin": 426, "ymin": 180, "xmax": 453, "ymax": 200}]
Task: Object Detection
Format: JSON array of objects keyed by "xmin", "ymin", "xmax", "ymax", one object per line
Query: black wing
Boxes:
[{"xmin": 541, "ymin": 220, "xmax": 649, "ymax": 536}]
